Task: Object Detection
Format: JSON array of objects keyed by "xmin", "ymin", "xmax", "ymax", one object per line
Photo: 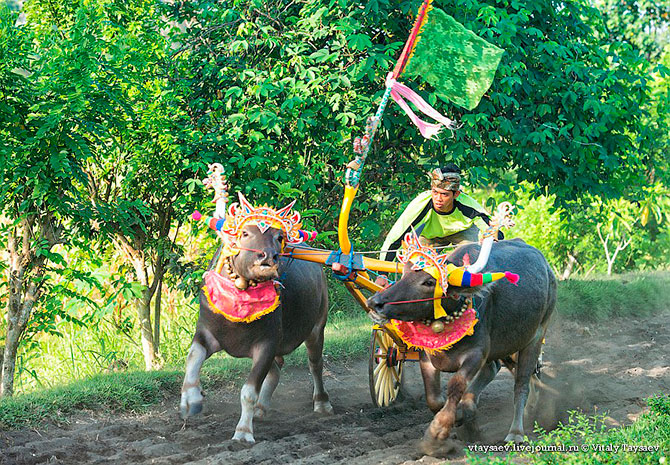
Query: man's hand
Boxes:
[{"xmin": 374, "ymin": 275, "xmax": 391, "ymax": 288}]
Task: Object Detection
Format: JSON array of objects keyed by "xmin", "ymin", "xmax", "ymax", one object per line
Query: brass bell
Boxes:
[
  {"xmin": 234, "ymin": 277, "xmax": 248, "ymax": 290},
  {"xmin": 431, "ymin": 320, "xmax": 445, "ymax": 334}
]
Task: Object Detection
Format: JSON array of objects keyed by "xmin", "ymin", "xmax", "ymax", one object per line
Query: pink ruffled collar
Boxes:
[
  {"xmin": 389, "ymin": 307, "xmax": 478, "ymax": 354},
  {"xmin": 203, "ymin": 271, "xmax": 280, "ymax": 323}
]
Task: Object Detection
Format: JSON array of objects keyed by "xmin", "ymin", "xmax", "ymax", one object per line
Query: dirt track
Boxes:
[{"xmin": 2, "ymin": 312, "xmax": 669, "ymax": 465}]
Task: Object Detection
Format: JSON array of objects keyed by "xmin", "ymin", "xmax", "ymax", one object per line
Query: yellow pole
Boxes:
[{"xmin": 337, "ymin": 185, "xmax": 358, "ymax": 255}]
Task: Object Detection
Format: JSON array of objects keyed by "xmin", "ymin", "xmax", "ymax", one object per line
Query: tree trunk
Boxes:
[
  {"xmin": 2, "ymin": 277, "xmax": 43, "ymax": 396},
  {"xmin": 138, "ymin": 291, "xmax": 157, "ymax": 370},
  {"xmin": 1, "ymin": 326, "xmax": 21, "ymax": 397},
  {"xmin": 132, "ymin": 256, "xmax": 157, "ymax": 371},
  {"xmin": 112, "ymin": 206, "xmax": 172, "ymax": 371},
  {"xmin": 1, "ymin": 216, "xmax": 52, "ymax": 397},
  {"xmin": 154, "ymin": 277, "xmax": 162, "ymax": 353},
  {"xmin": 561, "ymin": 253, "xmax": 578, "ymax": 280}
]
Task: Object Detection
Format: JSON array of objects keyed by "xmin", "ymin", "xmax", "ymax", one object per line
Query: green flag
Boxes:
[{"xmin": 403, "ymin": 8, "xmax": 504, "ymax": 110}]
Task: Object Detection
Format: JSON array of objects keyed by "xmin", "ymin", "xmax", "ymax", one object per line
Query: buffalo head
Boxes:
[
  {"xmin": 366, "ymin": 263, "xmax": 483, "ymax": 324},
  {"xmin": 229, "ymin": 224, "xmax": 284, "ymax": 282}
]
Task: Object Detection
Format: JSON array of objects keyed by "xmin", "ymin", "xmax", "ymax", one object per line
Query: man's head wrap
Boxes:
[{"xmin": 430, "ymin": 168, "xmax": 461, "ymax": 191}]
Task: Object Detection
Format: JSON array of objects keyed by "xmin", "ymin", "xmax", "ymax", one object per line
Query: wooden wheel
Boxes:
[{"xmin": 369, "ymin": 328, "xmax": 404, "ymax": 407}]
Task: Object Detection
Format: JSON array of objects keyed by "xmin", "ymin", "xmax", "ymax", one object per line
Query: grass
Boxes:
[
  {"xmin": 557, "ymin": 271, "xmax": 670, "ymax": 321},
  {"xmin": 0, "ymin": 276, "xmax": 372, "ymax": 430},
  {"xmin": 465, "ymin": 395, "xmax": 670, "ymax": 464},
  {"xmin": 1, "ymin": 272, "xmax": 669, "ymax": 435}
]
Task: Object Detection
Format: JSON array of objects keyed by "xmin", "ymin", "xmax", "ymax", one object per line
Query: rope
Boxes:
[
  {"xmin": 281, "ymin": 244, "xmax": 457, "ymax": 257},
  {"xmin": 354, "ymin": 244, "xmax": 457, "ymax": 255},
  {"xmin": 383, "ymin": 294, "xmax": 461, "ymax": 305}
]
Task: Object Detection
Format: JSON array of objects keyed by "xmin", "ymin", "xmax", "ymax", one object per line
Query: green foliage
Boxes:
[
  {"xmin": 465, "ymin": 396, "xmax": 670, "ymax": 464},
  {"xmin": 596, "ymin": 0, "xmax": 670, "ymax": 61},
  {"xmin": 524, "ymin": 404, "xmax": 669, "ymax": 464},
  {"xmin": 157, "ymin": 0, "xmax": 665, "ymax": 256},
  {"xmin": 486, "ymin": 184, "xmax": 670, "ymax": 276}
]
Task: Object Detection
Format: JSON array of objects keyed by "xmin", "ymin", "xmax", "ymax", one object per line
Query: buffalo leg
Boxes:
[
  {"xmin": 305, "ymin": 326, "xmax": 333, "ymax": 414},
  {"xmin": 460, "ymin": 360, "xmax": 501, "ymax": 419},
  {"xmin": 457, "ymin": 360, "xmax": 501, "ymax": 440},
  {"xmin": 419, "ymin": 351, "xmax": 444, "ymax": 413},
  {"xmin": 423, "ymin": 352, "xmax": 484, "ymax": 443},
  {"xmin": 505, "ymin": 330, "xmax": 545, "ymax": 443},
  {"xmin": 233, "ymin": 344, "xmax": 276, "ymax": 443},
  {"xmin": 180, "ymin": 341, "xmax": 208, "ymax": 418},
  {"xmin": 255, "ymin": 357, "xmax": 283, "ymax": 419}
]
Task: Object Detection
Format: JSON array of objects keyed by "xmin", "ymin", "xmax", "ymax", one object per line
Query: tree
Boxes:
[
  {"xmin": 76, "ymin": 0, "xmax": 207, "ymax": 369},
  {"xmin": 159, "ymin": 0, "xmax": 661, "ymax": 253},
  {"xmin": 0, "ymin": 3, "xmax": 120, "ymax": 395},
  {"xmin": 595, "ymin": 0, "xmax": 670, "ymax": 62}
]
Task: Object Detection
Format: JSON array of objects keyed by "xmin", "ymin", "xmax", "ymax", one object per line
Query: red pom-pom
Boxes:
[
  {"xmin": 505, "ymin": 271, "xmax": 519, "ymax": 286},
  {"xmin": 192, "ymin": 211, "xmax": 202, "ymax": 221}
]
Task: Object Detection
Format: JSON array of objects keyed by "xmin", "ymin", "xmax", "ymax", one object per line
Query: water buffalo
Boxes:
[
  {"xmin": 367, "ymin": 238, "xmax": 556, "ymax": 448},
  {"xmin": 180, "ymin": 223, "xmax": 332, "ymax": 443}
]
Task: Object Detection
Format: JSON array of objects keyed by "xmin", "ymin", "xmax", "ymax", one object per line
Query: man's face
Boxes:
[{"xmin": 431, "ymin": 187, "xmax": 459, "ymax": 213}]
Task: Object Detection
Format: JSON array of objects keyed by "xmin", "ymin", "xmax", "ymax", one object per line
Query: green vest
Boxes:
[{"xmin": 380, "ymin": 191, "xmax": 489, "ymax": 260}]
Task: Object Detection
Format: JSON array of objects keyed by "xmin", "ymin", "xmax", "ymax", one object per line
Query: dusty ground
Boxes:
[{"xmin": 1, "ymin": 312, "xmax": 668, "ymax": 465}]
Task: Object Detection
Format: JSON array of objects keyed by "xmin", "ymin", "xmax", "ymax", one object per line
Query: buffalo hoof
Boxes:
[
  {"xmin": 418, "ymin": 436, "xmax": 459, "ymax": 458},
  {"xmin": 504, "ymin": 432, "xmax": 525, "ymax": 444},
  {"xmin": 457, "ymin": 421, "xmax": 483, "ymax": 443},
  {"xmin": 254, "ymin": 405, "xmax": 268, "ymax": 419},
  {"xmin": 180, "ymin": 388, "xmax": 203, "ymax": 418},
  {"xmin": 232, "ymin": 429, "xmax": 255, "ymax": 444},
  {"xmin": 314, "ymin": 400, "xmax": 334, "ymax": 415}
]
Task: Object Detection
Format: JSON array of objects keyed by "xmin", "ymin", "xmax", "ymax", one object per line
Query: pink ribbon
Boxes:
[{"xmin": 386, "ymin": 72, "xmax": 455, "ymax": 140}]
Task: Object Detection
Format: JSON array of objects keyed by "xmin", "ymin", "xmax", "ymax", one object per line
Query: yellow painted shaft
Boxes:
[
  {"xmin": 338, "ymin": 185, "xmax": 358, "ymax": 255},
  {"xmin": 282, "ymin": 246, "xmax": 331, "ymax": 264},
  {"xmin": 361, "ymin": 257, "xmax": 403, "ymax": 274}
]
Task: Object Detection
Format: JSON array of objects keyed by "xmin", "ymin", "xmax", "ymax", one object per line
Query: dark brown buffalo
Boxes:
[
  {"xmin": 180, "ymin": 225, "xmax": 332, "ymax": 443},
  {"xmin": 367, "ymin": 239, "xmax": 556, "ymax": 448}
]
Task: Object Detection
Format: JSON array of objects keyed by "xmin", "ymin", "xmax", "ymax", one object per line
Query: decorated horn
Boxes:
[
  {"xmin": 467, "ymin": 202, "xmax": 516, "ymax": 274},
  {"xmin": 202, "ymin": 163, "xmax": 228, "ymax": 219},
  {"xmin": 298, "ymin": 230, "xmax": 317, "ymax": 242},
  {"xmin": 466, "ymin": 235, "xmax": 494, "ymax": 274},
  {"xmin": 447, "ymin": 263, "xmax": 519, "ymax": 287},
  {"xmin": 192, "ymin": 211, "xmax": 225, "ymax": 231}
]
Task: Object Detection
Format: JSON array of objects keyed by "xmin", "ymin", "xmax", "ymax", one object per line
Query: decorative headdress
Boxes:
[
  {"xmin": 195, "ymin": 193, "xmax": 315, "ymax": 246},
  {"xmin": 192, "ymin": 166, "xmax": 317, "ymax": 254},
  {"xmin": 430, "ymin": 168, "xmax": 460, "ymax": 191},
  {"xmin": 223, "ymin": 193, "xmax": 306, "ymax": 243},
  {"xmin": 397, "ymin": 230, "xmax": 518, "ymax": 319}
]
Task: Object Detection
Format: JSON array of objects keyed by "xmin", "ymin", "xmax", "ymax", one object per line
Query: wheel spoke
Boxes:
[
  {"xmin": 390, "ymin": 365, "xmax": 401, "ymax": 383},
  {"xmin": 375, "ymin": 364, "xmax": 386, "ymax": 405},
  {"xmin": 369, "ymin": 329, "xmax": 405, "ymax": 408},
  {"xmin": 374, "ymin": 358, "xmax": 384, "ymax": 378},
  {"xmin": 376, "ymin": 331, "xmax": 388, "ymax": 351}
]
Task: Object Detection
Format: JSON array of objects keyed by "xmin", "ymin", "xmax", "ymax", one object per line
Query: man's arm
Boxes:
[
  {"xmin": 454, "ymin": 199, "xmax": 504, "ymax": 240},
  {"xmin": 379, "ymin": 191, "xmax": 433, "ymax": 262},
  {"xmin": 381, "ymin": 203, "xmax": 432, "ymax": 261}
]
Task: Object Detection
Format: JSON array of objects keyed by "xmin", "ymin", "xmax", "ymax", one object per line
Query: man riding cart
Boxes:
[{"xmin": 376, "ymin": 163, "xmax": 502, "ymax": 286}]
